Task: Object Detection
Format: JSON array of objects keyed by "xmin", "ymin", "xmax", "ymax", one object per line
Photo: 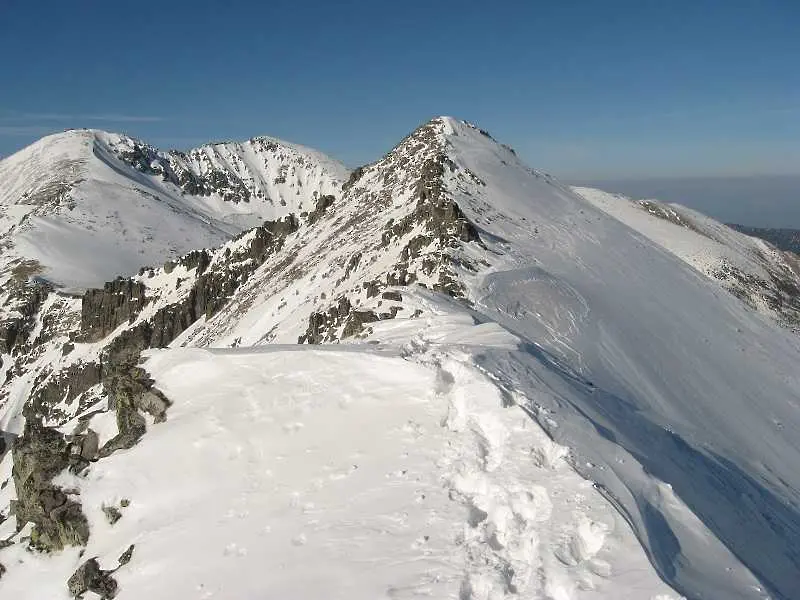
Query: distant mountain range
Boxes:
[{"xmin": 728, "ymin": 223, "xmax": 800, "ymax": 255}]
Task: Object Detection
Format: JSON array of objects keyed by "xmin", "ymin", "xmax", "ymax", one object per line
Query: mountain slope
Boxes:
[
  {"xmin": 1, "ymin": 118, "xmax": 799, "ymax": 600},
  {"xmin": 573, "ymin": 187, "xmax": 800, "ymax": 331},
  {"xmin": 0, "ymin": 129, "xmax": 347, "ymax": 289}
]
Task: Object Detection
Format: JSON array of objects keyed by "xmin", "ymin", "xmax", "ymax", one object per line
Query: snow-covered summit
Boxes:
[{"xmin": 0, "ymin": 128, "xmax": 347, "ymax": 289}]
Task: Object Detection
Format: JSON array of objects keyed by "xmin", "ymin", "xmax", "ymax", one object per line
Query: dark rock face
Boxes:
[
  {"xmin": 80, "ymin": 215, "xmax": 300, "ymax": 349},
  {"xmin": 67, "ymin": 557, "xmax": 118, "ymax": 599},
  {"xmin": 118, "ymin": 544, "xmax": 135, "ymax": 566},
  {"xmin": 413, "ymin": 156, "xmax": 480, "ymax": 244},
  {"xmin": 10, "ymin": 421, "xmax": 89, "ymax": 552},
  {"xmin": 116, "ymin": 141, "xmax": 254, "ymax": 204},
  {"xmin": 27, "ymin": 362, "xmax": 102, "ymax": 423},
  {"xmin": 97, "ymin": 331, "xmax": 170, "ymax": 458},
  {"xmin": 81, "ymin": 279, "xmax": 148, "ymax": 342},
  {"xmin": 299, "ymin": 297, "xmax": 384, "ymax": 344},
  {"xmin": 342, "ymin": 310, "xmax": 380, "ymax": 339},
  {"xmin": 342, "ymin": 166, "xmax": 366, "ymax": 192},
  {"xmin": 298, "ymin": 297, "xmax": 354, "ymax": 344},
  {"xmin": 0, "ymin": 281, "xmax": 52, "ymax": 353},
  {"xmin": 374, "ymin": 153, "xmax": 481, "ymax": 300},
  {"xmin": 306, "ymin": 194, "xmax": 335, "ymax": 224}
]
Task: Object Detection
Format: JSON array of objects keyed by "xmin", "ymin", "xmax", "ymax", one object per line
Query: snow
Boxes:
[
  {"xmin": 436, "ymin": 119, "xmax": 799, "ymax": 599},
  {"xmin": 1, "ymin": 346, "xmax": 679, "ymax": 599},
  {"xmin": 0, "ymin": 128, "xmax": 347, "ymax": 289},
  {"xmin": 2, "ymin": 117, "xmax": 800, "ymax": 599}
]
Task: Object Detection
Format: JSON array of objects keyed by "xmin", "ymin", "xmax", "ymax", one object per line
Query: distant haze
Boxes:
[{"xmin": 573, "ymin": 175, "xmax": 800, "ymax": 229}]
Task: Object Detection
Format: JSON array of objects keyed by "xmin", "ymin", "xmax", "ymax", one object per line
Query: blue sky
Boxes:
[{"xmin": 1, "ymin": 0, "xmax": 798, "ymax": 180}]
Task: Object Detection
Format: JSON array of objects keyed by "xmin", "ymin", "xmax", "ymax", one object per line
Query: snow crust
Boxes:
[{"xmin": 1, "ymin": 345, "xmax": 679, "ymax": 599}]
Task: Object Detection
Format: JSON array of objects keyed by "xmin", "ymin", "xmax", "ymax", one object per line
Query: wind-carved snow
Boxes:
[{"xmin": 434, "ymin": 120, "xmax": 798, "ymax": 599}]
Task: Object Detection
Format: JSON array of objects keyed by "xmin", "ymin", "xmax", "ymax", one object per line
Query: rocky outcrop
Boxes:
[
  {"xmin": 81, "ymin": 279, "xmax": 148, "ymax": 342},
  {"xmin": 67, "ymin": 557, "xmax": 117, "ymax": 599},
  {"xmin": 0, "ymin": 280, "xmax": 52, "ymax": 354},
  {"xmin": 298, "ymin": 297, "xmax": 354, "ymax": 344},
  {"xmin": 10, "ymin": 421, "xmax": 90, "ymax": 552},
  {"xmin": 341, "ymin": 310, "xmax": 380, "ymax": 339},
  {"xmin": 96, "ymin": 326, "xmax": 169, "ymax": 457},
  {"xmin": 299, "ymin": 297, "xmax": 383, "ymax": 343},
  {"xmin": 80, "ymin": 215, "xmax": 300, "ymax": 350},
  {"xmin": 305, "ymin": 194, "xmax": 335, "ymax": 224}
]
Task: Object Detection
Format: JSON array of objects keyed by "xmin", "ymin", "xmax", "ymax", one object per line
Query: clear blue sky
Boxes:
[{"xmin": 1, "ymin": 0, "xmax": 798, "ymax": 179}]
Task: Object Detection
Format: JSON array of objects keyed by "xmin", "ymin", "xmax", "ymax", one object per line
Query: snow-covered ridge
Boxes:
[
  {"xmin": 1, "ymin": 117, "xmax": 800, "ymax": 599},
  {"xmin": 574, "ymin": 186, "xmax": 800, "ymax": 330},
  {"xmin": 0, "ymin": 128, "xmax": 347, "ymax": 290}
]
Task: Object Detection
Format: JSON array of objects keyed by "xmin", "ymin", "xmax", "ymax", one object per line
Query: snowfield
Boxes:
[{"xmin": 2, "ymin": 345, "xmax": 680, "ymax": 599}]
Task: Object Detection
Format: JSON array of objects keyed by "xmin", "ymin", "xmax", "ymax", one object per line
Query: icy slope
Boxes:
[
  {"xmin": 437, "ymin": 122, "xmax": 800, "ymax": 599},
  {"xmin": 573, "ymin": 187, "xmax": 800, "ymax": 330},
  {"xmin": 0, "ymin": 129, "xmax": 346, "ymax": 289}
]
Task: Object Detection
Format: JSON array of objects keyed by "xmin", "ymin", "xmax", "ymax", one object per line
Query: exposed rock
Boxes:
[
  {"xmin": 0, "ymin": 280, "xmax": 52, "ymax": 353},
  {"xmin": 10, "ymin": 420, "xmax": 89, "ymax": 552},
  {"xmin": 179, "ymin": 249, "xmax": 211, "ymax": 274},
  {"xmin": 67, "ymin": 557, "xmax": 117, "ymax": 599},
  {"xmin": 80, "ymin": 279, "xmax": 148, "ymax": 342},
  {"xmin": 306, "ymin": 194, "xmax": 335, "ymax": 224},
  {"xmin": 81, "ymin": 215, "xmax": 300, "ymax": 351},
  {"xmin": 342, "ymin": 310, "xmax": 380, "ymax": 339},
  {"xmin": 102, "ymin": 505, "xmax": 122, "ymax": 525},
  {"xmin": 362, "ymin": 279, "xmax": 382, "ymax": 298},
  {"xmin": 118, "ymin": 543, "xmax": 135, "ymax": 566},
  {"xmin": 298, "ymin": 297, "xmax": 352, "ymax": 344},
  {"xmin": 381, "ymin": 291, "xmax": 403, "ymax": 302},
  {"xmin": 79, "ymin": 430, "xmax": 99, "ymax": 461},
  {"xmin": 342, "ymin": 166, "xmax": 365, "ymax": 192},
  {"xmin": 27, "ymin": 362, "xmax": 102, "ymax": 423}
]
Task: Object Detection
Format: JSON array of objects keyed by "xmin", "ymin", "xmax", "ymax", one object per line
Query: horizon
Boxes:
[{"xmin": 2, "ymin": 1, "xmax": 799, "ymax": 181}]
